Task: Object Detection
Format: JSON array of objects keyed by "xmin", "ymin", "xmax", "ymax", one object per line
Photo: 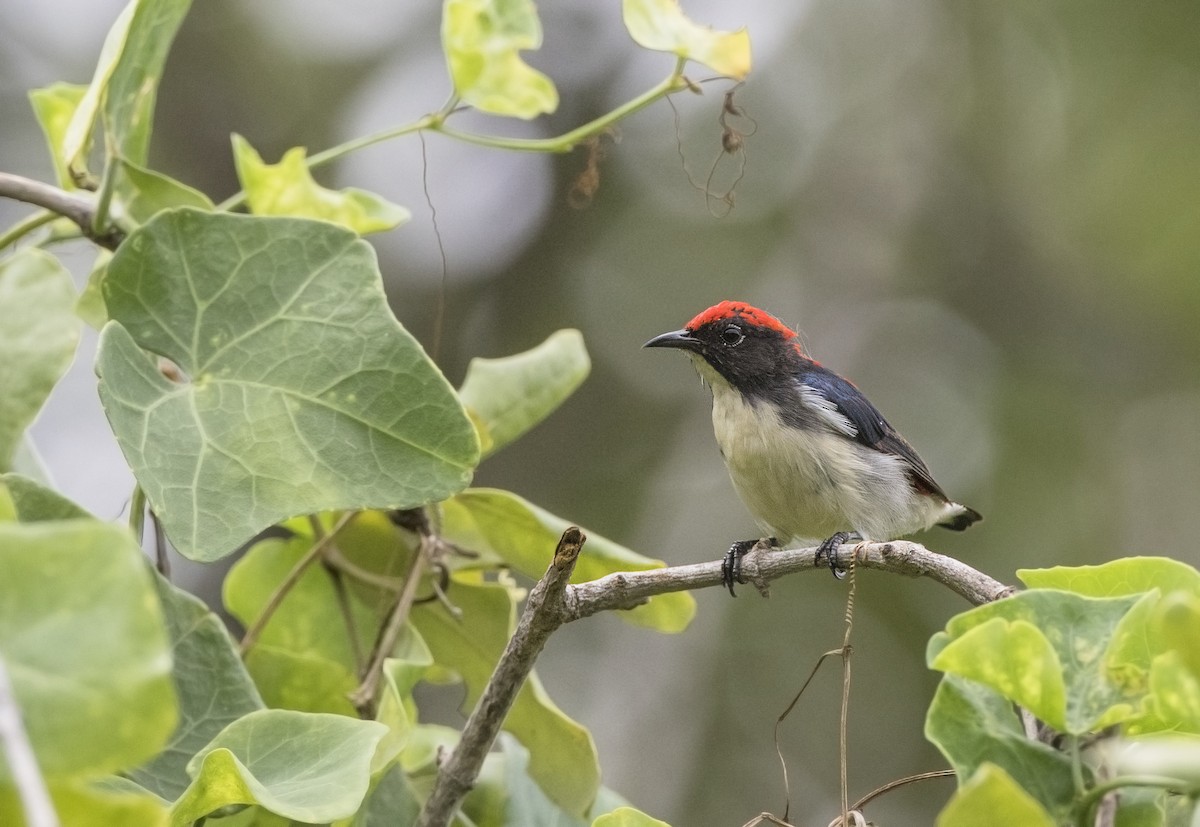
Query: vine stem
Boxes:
[
  {"xmin": 0, "ymin": 208, "xmax": 57, "ymax": 250},
  {"xmin": 238, "ymin": 512, "xmax": 357, "ymax": 657},
  {"xmin": 213, "ymin": 59, "xmax": 690, "ymax": 212}
]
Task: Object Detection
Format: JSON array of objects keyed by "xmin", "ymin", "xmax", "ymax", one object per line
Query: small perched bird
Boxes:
[{"xmin": 645, "ymin": 301, "xmax": 981, "ymax": 594}]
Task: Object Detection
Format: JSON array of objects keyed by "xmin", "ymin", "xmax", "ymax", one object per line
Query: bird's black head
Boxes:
[{"xmin": 644, "ymin": 301, "xmax": 807, "ymax": 394}]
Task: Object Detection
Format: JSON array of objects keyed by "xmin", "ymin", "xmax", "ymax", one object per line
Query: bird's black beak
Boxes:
[{"xmin": 643, "ymin": 329, "xmax": 702, "ymax": 352}]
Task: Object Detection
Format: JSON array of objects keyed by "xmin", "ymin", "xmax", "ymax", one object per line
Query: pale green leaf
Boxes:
[
  {"xmin": 936, "ymin": 763, "xmax": 1056, "ymax": 827},
  {"xmin": 115, "ymin": 159, "xmax": 214, "ymax": 226},
  {"xmin": 463, "ymin": 733, "xmax": 588, "ymax": 827},
  {"xmin": 0, "ymin": 473, "xmax": 92, "ymax": 522},
  {"xmin": 443, "ymin": 488, "xmax": 696, "ymax": 633},
  {"xmin": 442, "ymin": 0, "xmax": 559, "ymax": 118},
  {"xmin": 0, "ymin": 520, "xmax": 176, "ymax": 780},
  {"xmin": 171, "ymin": 709, "xmax": 388, "ymax": 824},
  {"xmin": 376, "ymin": 627, "xmax": 435, "ymax": 766},
  {"xmin": 458, "ymin": 329, "xmax": 590, "ymax": 457},
  {"xmin": 246, "ymin": 645, "xmax": 358, "ymax": 716},
  {"xmin": 342, "ymin": 764, "xmax": 421, "ymax": 826},
  {"xmin": 931, "ymin": 618, "xmax": 1068, "ymax": 731},
  {"xmin": 127, "ymin": 575, "xmax": 263, "ymax": 801},
  {"xmin": 412, "ymin": 576, "xmax": 601, "ymax": 816},
  {"xmin": 622, "ymin": 0, "xmax": 751, "ymax": 79},
  {"xmin": 28, "ymin": 83, "xmax": 88, "ymax": 189},
  {"xmin": 1019, "ymin": 557, "xmax": 1200, "ymax": 597},
  {"xmin": 63, "ymin": 0, "xmax": 192, "ymax": 176},
  {"xmin": 0, "ymin": 248, "xmax": 80, "ymax": 471},
  {"xmin": 232, "ymin": 135, "xmax": 409, "ymax": 234},
  {"xmin": 75, "ymin": 250, "xmax": 111, "ymax": 329},
  {"xmin": 224, "ymin": 531, "xmax": 382, "ymax": 670},
  {"xmin": 928, "ymin": 589, "xmax": 1143, "ymax": 734},
  {"xmin": 0, "ymin": 780, "xmax": 168, "ymax": 827},
  {"xmin": 925, "ymin": 675, "xmax": 1075, "ymax": 819},
  {"xmin": 96, "ymin": 209, "xmax": 479, "ymax": 560},
  {"xmin": 592, "ymin": 806, "xmax": 672, "ymax": 827}
]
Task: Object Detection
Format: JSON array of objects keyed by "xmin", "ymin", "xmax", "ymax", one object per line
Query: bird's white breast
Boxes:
[{"xmin": 693, "ymin": 357, "xmax": 946, "ymax": 543}]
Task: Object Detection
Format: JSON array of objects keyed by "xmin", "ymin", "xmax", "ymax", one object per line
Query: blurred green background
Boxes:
[{"xmin": 3, "ymin": 0, "xmax": 1200, "ymax": 823}]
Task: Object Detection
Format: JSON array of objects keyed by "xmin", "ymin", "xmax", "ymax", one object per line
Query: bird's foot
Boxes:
[
  {"xmin": 722, "ymin": 537, "xmax": 777, "ymax": 596},
  {"xmin": 816, "ymin": 532, "xmax": 861, "ymax": 580}
]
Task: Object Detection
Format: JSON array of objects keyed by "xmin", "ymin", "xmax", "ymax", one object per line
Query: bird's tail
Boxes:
[{"xmin": 938, "ymin": 503, "xmax": 983, "ymax": 532}]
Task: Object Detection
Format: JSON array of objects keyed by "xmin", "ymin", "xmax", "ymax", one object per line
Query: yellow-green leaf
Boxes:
[
  {"xmin": 442, "ymin": 0, "xmax": 559, "ymax": 119},
  {"xmin": 458, "ymin": 329, "xmax": 590, "ymax": 458},
  {"xmin": 443, "ymin": 488, "xmax": 696, "ymax": 633},
  {"xmin": 622, "ymin": 0, "xmax": 751, "ymax": 80},
  {"xmin": 232, "ymin": 134, "xmax": 409, "ymax": 234},
  {"xmin": 936, "ymin": 764, "xmax": 1055, "ymax": 827},
  {"xmin": 28, "ymin": 83, "xmax": 88, "ymax": 189}
]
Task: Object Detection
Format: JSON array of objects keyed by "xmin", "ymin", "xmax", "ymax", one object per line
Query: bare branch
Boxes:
[
  {"xmin": 417, "ymin": 527, "xmax": 586, "ymax": 827},
  {"xmin": 0, "ymin": 171, "xmax": 123, "ymax": 250},
  {"xmin": 562, "ymin": 540, "xmax": 1013, "ymax": 622},
  {"xmin": 0, "ymin": 655, "xmax": 58, "ymax": 827},
  {"xmin": 415, "ymin": 538, "xmax": 1007, "ymax": 826}
]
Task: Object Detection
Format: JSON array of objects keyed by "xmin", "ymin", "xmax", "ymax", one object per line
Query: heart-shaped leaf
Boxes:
[
  {"xmin": 96, "ymin": 209, "xmax": 479, "ymax": 560},
  {"xmin": 442, "ymin": 0, "xmax": 559, "ymax": 118},
  {"xmin": 622, "ymin": 0, "xmax": 751, "ymax": 79}
]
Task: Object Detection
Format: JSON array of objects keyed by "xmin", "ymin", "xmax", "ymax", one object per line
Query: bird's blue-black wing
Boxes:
[{"xmin": 798, "ymin": 365, "xmax": 948, "ymax": 499}]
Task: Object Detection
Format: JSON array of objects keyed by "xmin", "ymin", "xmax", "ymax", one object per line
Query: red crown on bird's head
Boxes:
[{"xmin": 686, "ymin": 301, "xmax": 798, "ymax": 340}]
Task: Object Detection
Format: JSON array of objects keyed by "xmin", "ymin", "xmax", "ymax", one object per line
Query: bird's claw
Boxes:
[
  {"xmin": 816, "ymin": 532, "xmax": 860, "ymax": 580},
  {"xmin": 722, "ymin": 537, "xmax": 777, "ymax": 596}
]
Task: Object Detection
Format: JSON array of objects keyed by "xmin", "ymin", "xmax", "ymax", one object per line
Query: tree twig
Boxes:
[
  {"xmin": 0, "ymin": 655, "xmax": 59, "ymax": 827},
  {"xmin": 416, "ymin": 539, "xmax": 1007, "ymax": 826},
  {"xmin": 561, "ymin": 540, "xmax": 1012, "ymax": 623},
  {"xmin": 417, "ymin": 527, "xmax": 586, "ymax": 827},
  {"xmin": 0, "ymin": 171, "xmax": 123, "ymax": 250}
]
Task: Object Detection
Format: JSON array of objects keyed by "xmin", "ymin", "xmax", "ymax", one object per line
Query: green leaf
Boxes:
[
  {"xmin": 412, "ymin": 575, "xmax": 601, "ymax": 816},
  {"xmin": 76, "ymin": 250, "xmax": 112, "ymax": 329},
  {"xmin": 925, "ymin": 675, "xmax": 1076, "ymax": 819},
  {"xmin": 224, "ymin": 531, "xmax": 381, "ymax": 671},
  {"xmin": 128, "ymin": 575, "xmax": 264, "ymax": 801},
  {"xmin": 928, "ymin": 590, "xmax": 1143, "ymax": 734},
  {"xmin": 343, "ymin": 764, "xmax": 421, "ymax": 826},
  {"xmin": 246, "ymin": 645, "xmax": 359, "ymax": 716},
  {"xmin": 1131, "ymin": 651, "xmax": 1200, "ymax": 735},
  {"xmin": 0, "ymin": 780, "xmax": 168, "ymax": 827},
  {"xmin": 622, "ymin": 0, "xmax": 751, "ymax": 80},
  {"xmin": 171, "ymin": 709, "xmax": 387, "ymax": 824},
  {"xmin": 592, "ymin": 807, "xmax": 671, "ymax": 827},
  {"xmin": 375, "ymin": 627, "xmax": 435, "ymax": 765},
  {"xmin": 0, "ymin": 520, "xmax": 176, "ymax": 780},
  {"xmin": 231, "ymin": 135, "xmax": 410, "ymax": 235},
  {"xmin": 0, "ymin": 473, "xmax": 92, "ymax": 522},
  {"xmin": 442, "ymin": 0, "xmax": 559, "ymax": 119},
  {"xmin": 96, "ymin": 209, "xmax": 479, "ymax": 560},
  {"xmin": 0, "ymin": 248, "xmax": 81, "ymax": 472},
  {"xmin": 458, "ymin": 329, "xmax": 590, "ymax": 458},
  {"xmin": 931, "ymin": 618, "xmax": 1068, "ymax": 731},
  {"xmin": 115, "ymin": 159, "xmax": 214, "ymax": 226},
  {"xmin": 464, "ymin": 733, "xmax": 587, "ymax": 827},
  {"xmin": 63, "ymin": 0, "xmax": 193, "ymax": 176},
  {"xmin": 1019, "ymin": 557, "xmax": 1200, "ymax": 597},
  {"xmin": 935, "ymin": 763, "xmax": 1056, "ymax": 827},
  {"xmin": 444, "ymin": 488, "xmax": 696, "ymax": 633},
  {"xmin": 28, "ymin": 83, "xmax": 88, "ymax": 189}
]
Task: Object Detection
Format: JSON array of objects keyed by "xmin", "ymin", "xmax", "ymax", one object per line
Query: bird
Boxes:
[{"xmin": 645, "ymin": 300, "xmax": 981, "ymax": 595}]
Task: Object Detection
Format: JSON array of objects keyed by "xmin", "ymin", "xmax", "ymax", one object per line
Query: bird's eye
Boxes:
[{"xmin": 720, "ymin": 324, "xmax": 745, "ymax": 347}]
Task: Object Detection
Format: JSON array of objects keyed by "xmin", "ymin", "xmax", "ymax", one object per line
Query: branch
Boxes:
[
  {"xmin": 416, "ymin": 539, "xmax": 1007, "ymax": 826},
  {"xmin": 0, "ymin": 655, "xmax": 58, "ymax": 827},
  {"xmin": 562, "ymin": 540, "xmax": 1013, "ymax": 622},
  {"xmin": 417, "ymin": 527, "xmax": 586, "ymax": 827},
  {"xmin": 0, "ymin": 171, "xmax": 123, "ymax": 250}
]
